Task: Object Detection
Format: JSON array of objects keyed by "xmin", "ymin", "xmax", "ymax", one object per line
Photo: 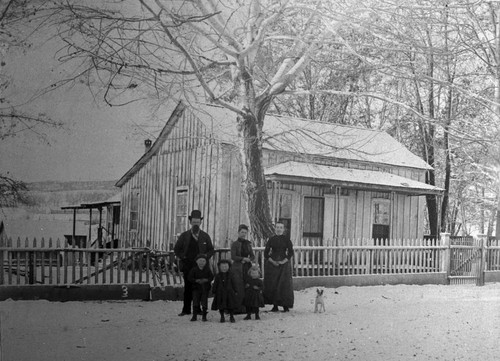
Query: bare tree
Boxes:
[
  {"xmin": 0, "ymin": 0, "xmax": 59, "ymax": 206},
  {"xmin": 51, "ymin": 0, "xmax": 337, "ymax": 239},
  {"xmin": 45, "ymin": 0, "xmax": 500, "ymax": 240}
]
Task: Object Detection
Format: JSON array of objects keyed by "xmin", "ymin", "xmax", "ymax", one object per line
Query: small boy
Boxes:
[{"xmin": 187, "ymin": 254, "xmax": 214, "ymax": 322}]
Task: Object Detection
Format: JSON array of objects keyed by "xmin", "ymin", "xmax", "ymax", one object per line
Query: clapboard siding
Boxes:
[{"xmin": 265, "ymin": 184, "xmax": 425, "ymax": 245}]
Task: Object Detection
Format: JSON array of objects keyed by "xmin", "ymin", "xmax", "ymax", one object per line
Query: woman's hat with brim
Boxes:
[{"xmin": 188, "ymin": 210, "xmax": 203, "ymax": 220}]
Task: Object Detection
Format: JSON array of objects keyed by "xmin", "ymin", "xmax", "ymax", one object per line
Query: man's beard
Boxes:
[{"xmin": 192, "ymin": 225, "xmax": 200, "ymax": 233}]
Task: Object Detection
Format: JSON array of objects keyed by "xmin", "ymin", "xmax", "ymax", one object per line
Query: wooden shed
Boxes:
[{"xmin": 115, "ymin": 101, "xmax": 442, "ymax": 249}]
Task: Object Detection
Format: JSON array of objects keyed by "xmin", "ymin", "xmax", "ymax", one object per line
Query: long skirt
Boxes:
[
  {"xmin": 231, "ymin": 261, "xmax": 250, "ymax": 313},
  {"xmin": 263, "ymin": 260, "xmax": 294, "ymax": 308}
]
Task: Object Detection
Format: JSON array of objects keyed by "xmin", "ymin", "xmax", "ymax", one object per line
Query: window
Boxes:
[
  {"xmin": 303, "ymin": 197, "xmax": 324, "ymax": 238},
  {"xmin": 129, "ymin": 191, "xmax": 139, "ymax": 231},
  {"xmin": 372, "ymin": 200, "xmax": 390, "ymax": 244},
  {"xmin": 112, "ymin": 205, "xmax": 121, "ymax": 225},
  {"xmin": 175, "ymin": 189, "xmax": 189, "ymax": 236}
]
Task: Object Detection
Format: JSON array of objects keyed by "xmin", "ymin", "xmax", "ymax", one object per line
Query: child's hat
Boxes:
[
  {"xmin": 217, "ymin": 259, "xmax": 232, "ymax": 267},
  {"xmin": 195, "ymin": 253, "xmax": 207, "ymax": 261},
  {"xmin": 247, "ymin": 264, "xmax": 261, "ymax": 276}
]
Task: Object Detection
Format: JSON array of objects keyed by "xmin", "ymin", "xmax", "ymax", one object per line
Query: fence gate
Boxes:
[{"xmin": 449, "ymin": 237, "xmax": 484, "ymax": 285}]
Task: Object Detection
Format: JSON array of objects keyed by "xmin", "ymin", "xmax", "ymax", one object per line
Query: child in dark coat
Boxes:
[
  {"xmin": 243, "ymin": 265, "xmax": 265, "ymax": 320},
  {"xmin": 187, "ymin": 254, "xmax": 214, "ymax": 322},
  {"xmin": 211, "ymin": 259, "xmax": 238, "ymax": 323}
]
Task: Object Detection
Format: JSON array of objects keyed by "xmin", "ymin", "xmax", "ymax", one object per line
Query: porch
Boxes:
[{"xmin": 264, "ymin": 161, "xmax": 444, "ymax": 249}]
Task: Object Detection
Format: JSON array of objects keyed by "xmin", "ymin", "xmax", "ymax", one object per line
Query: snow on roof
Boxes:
[
  {"xmin": 117, "ymin": 101, "xmax": 432, "ymax": 187},
  {"xmin": 189, "ymin": 103, "xmax": 431, "ymax": 170},
  {"xmin": 265, "ymin": 161, "xmax": 442, "ymax": 195}
]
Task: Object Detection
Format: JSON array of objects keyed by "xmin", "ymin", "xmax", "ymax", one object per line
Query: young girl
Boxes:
[
  {"xmin": 243, "ymin": 265, "xmax": 265, "ymax": 320},
  {"xmin": 211, "ymin": 259, "xmax": 237, "ymax": 323}
]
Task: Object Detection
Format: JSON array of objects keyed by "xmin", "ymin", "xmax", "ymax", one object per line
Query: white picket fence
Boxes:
[{"xmin": 4, "ymin": 235, "xmax": 500, "ymax": 286}]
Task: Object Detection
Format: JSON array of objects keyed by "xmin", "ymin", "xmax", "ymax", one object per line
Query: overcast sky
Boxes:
[{"xmin": 1, "ymin": 28, "xmax": 166, "ymax": 183}]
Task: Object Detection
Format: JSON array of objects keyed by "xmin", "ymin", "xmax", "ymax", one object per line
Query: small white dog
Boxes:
[{"xmin": 314, "ymin": 288, "xmax": 325, "ymax": 313}]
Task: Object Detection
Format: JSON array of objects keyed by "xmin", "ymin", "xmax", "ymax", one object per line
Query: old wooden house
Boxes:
[{"xmin": 116, "ymin": 101, "xmax": 442, "ymax": 249}]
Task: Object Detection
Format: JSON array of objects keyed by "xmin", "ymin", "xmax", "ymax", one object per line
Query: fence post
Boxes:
[
  {"xmin": 0, "ymin": 235, "xmax": 5, "ymax": 285},
  {"xmin": 440, "ymin": 232, "xmax": 450, "ymax": 284},
  {"xmin": 477, "ymin": 234, "xmax": 487, "ymax": 286},
  {"xmin": 28, "ymin": 252, "xmax": 35, "ymax": 285}
]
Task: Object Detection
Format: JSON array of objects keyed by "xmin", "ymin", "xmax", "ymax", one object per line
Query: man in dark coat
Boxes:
[{"xmin": 174, "ymin": 210, "xmax": 214, "ymax": 316}]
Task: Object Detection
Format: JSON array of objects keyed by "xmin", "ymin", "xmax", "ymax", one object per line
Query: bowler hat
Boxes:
[{"xmin": 188, "ymin": 210, "xmax": 203, "ymax": 220}]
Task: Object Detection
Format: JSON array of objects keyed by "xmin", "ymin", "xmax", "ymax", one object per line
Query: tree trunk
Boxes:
[
  {"xmin": 236, "ymin": 108, "xmax": 274, "ymax": 243},
  {"xmin": 494, "ymin": 4, "xmax": 500, "ymax": 239},
  {"xmin": 425, "ymin": 31, "xmax": 439, "ymax": 237},
  {"xmin": 425, "ymin": 172, "xmax": 438, "ymax": 236},
  {"xmin": 440, "ymin": 87, "xmax": 453, "ymax": 233}
]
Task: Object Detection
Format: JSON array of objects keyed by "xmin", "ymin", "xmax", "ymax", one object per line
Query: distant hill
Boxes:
[
  {"xmin": 24, "ymin": 180, "xmax": 120, "ymax": 211},
  {"xmin": 27, "ymin": 180, "xmax": 117, "ymax": 192},
  {"xmin": 1, "ymin": 180, "xmax": 120, "ymax": 241}
]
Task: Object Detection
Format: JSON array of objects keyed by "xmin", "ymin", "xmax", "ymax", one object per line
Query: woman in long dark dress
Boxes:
[
  {"xmin": 230, "ymin": 224, "xmax": 255, "ymax": 313},
  {"xmin": 263, "ymin": 222, "xmax": 294, "ymax": 312}
]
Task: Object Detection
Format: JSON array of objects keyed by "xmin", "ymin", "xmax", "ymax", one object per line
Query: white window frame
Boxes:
[
  {"xmin": 371, "ymin": 198, "xmax": 391, "ymax": 241},
  {"xmin": 174, "ymin": 186, "xmax": 189, "ymax": 237},
  {"xmin": 129, "ymin": 189, "xmax": 140, "ymax": 232}
]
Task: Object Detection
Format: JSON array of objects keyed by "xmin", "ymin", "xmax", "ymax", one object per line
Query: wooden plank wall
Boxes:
[
  {"xmin": 269, "ymin": 184, "xmax": 425, "ymax": 246},
  {"xmin": 117, "ymin": 111, "xmax": 250, "ymax": 250}
]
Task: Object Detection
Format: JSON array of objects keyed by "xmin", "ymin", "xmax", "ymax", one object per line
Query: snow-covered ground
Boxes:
[{"xmin": 3, "ymin": 283, "xmax": 500, "ymax": 361}]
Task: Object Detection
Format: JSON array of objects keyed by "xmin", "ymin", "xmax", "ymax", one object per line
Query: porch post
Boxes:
[
  {"xmin": 276, "ymin": 181, "xmax": 281, "ymax": 223},
  {"xmin": 390, "ymin": 192, "xmax": 395, "ymax": 241},
  {"xmin": 271, "ymin": 181, "xmax": 278, "ymax": 223},
  {"xmin": 72, "ymin": 208, "xmax": 76, "ymax": 247},
  {"xmin": 98, "ymin": 207, "xmax": 103, "ymax": 249},
  {"xmin": 111, "ymin": 207, "xmax": 115, "ymax": 242},
  {"xmin": 477, "ymin": 233, "xmax": 488, "ymax": 286},
  {"xmin": 335, "ymin": 186, "xmax": 340, "ymax": 243},
  {"xmin": 88, "ymin": 208, "xmax": 92, "ymax": 248},
  {"xmin": 440, "ymin": 232, "xmax": 451, "ymax": 283}
]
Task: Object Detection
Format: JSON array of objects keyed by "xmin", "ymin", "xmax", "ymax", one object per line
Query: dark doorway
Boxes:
[{"xmin": 303, "ymin": 197, "xmax": 324, "ymax": 246}]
